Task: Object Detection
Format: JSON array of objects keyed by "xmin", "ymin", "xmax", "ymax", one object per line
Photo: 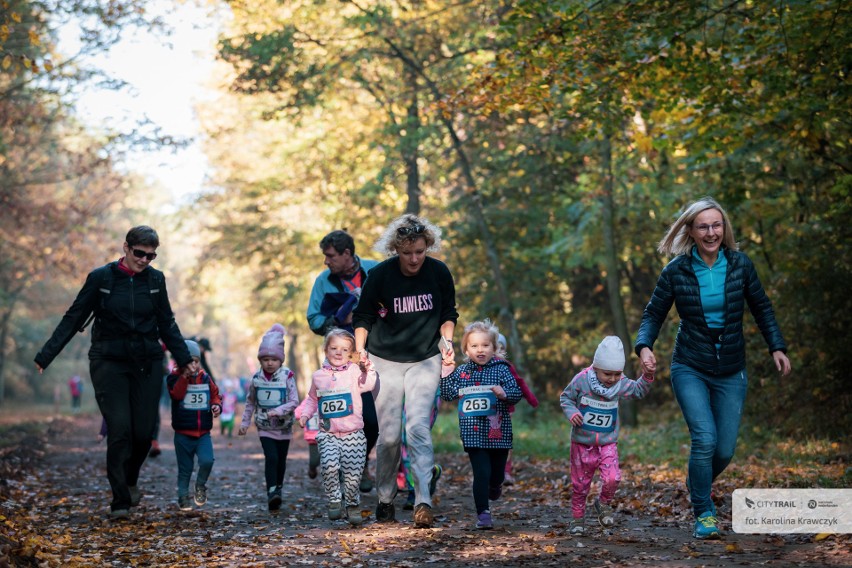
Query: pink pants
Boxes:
[{"xmin": 570, "ymin": 441, "xmax": 621, "ymax": 518}]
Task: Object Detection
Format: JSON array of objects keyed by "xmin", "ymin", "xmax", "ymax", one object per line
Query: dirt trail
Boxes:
[{"xmin": 1, "ymin": 413, "xmax": 848, "ymax": 567}]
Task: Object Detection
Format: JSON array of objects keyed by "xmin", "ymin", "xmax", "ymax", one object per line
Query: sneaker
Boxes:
[
  {"xmin": 178, "ymin": 495, "xmax": 193, "ymax": 511},
  {"xmin": 413, "ymin": 503, "xmax": 434, "ymax": 528},
  {"xmin": 403, "ymin": 490, "xmax": 415, "ymax": 511},
  {"xmin": 569, "ymin": 517, "xmax": 585, "ymax": 535},
  {"xmin": 148, "ymin": 440, "xmax": 161, "ymax": 458},
  {"xmin": 488, "ymin": 485, "xmax": 502, "ymax": 501},
  {"xmin": 109, "ymin": 508, "xmax": 130, "ymax": 520},
  {"xmin": 503, "ymin": 472, "xmax": 515, "ymax": 486},
  {"xmin": 194, "ymin": 484, "xmax": 208, "ymax": 507},
  {"xmin": 359, "ymin": 465, "xmax": 374, "ymax": 493},
  {"xmin": 594, "ymin": 498, "xmax": 614, "ymax": 527},
  {"xmin": 328, "ymin": 500, "xmax": 343, "ymax": 521},
  {"xmin": 346, "ymin": 506, "xmax": 363, "ymax": 526},
  {"xmin": 476, "ymin": 510, "xmax": 493, "ymax": 530},
  {"xmin": 268, "ymin": 486, "xmax": 282, "ymax": 511},
  {"xmin": 376, "ymin": 501, "xmax": 395, "ymax": 523},
  {"xmin": 128, "ymin": 486, "xmax": 141, "ymax": 507},
  {"xmin": 693, "ymin": 510, "xmax": 721, "ymax": 539},
  {"xmin": 429, "ymin": 464, "xmax": 442, "ymax": 497}
]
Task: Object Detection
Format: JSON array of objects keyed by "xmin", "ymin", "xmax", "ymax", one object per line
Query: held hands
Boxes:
[
  {"xmin": 491, "ymin": 385, "xmax": 507, "ymax": 400},
  {"xmin": 639, "ymin": 347, "xmax": 656, "ymax": 374},
  {"xmin": 439, "ymin": 337, "xmax": 455, "ymax": 366},
  {"xmin": 238, "ymin": 426, "xmax": 248, "ymax": 436},
  {"xmin": 773, "ymin": 350, "xmax": 792, "ymax": 376},
  {"xmin": 299, "ymin": 416, "xmax": 308, "ymax": 428},
  {"xmin": 570, "ymin": 413, "xmax": 584, "ymax": 427},
  {"xmin": 358, "ymin": 349, "xmax": 370, "ymax": 372}
]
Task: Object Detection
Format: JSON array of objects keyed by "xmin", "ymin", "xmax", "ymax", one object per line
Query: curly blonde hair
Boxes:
[
  {"xmin": 460, "ymin": 319, "xmax": 500, "ymax": 361},
  {"xmin": 658, "ymin": 196, "xmax": 738, "ymax": 256},
  {"xmin": 373, "ymin": 213, "xmax": 442, "ymax": 256}
]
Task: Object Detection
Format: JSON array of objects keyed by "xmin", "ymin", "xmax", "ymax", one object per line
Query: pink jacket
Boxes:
[{"xmin": 300, "ymin": 360, "xmax": 377, "ymax": 437}]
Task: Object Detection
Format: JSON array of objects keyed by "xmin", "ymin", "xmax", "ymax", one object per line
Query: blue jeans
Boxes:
[
  {"xmin": 174, "ymin": 432, "xmax": 215, "ymax": 497},
  {"xmin": 670, "ymin": 362, "xmax": 747, "ymax": 517}
]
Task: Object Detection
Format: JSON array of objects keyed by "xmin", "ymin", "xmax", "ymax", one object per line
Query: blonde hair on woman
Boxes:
[
  {"xmin": 658, "ymin": 196, "xmax": 738, "ymax": 256},
  {"xmin": 373, "ymin": 213, "xmax": 442, "ymax": 256},
  {"xmin": 460, "ymin": 319, "xmax": 500, "ymax": 361}
]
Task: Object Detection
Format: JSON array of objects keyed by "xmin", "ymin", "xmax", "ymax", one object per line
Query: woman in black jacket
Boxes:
[
  {"xmin": 634, "ymin": 197, "xmax": 791, "ymax": 540},
  {"xmin": 35, "ymin": 225, "xmax": 192, "ymax": 519}
]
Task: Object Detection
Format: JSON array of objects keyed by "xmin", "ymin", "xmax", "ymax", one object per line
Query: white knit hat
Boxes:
[{"xmin": 592, "ymin": 336, "xmax": 625, "ymax": 371}]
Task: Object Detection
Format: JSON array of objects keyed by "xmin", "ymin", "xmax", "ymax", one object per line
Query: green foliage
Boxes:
[{"xmin": 196, "ymin": 0, "xmax": 850, "ymax": 434}]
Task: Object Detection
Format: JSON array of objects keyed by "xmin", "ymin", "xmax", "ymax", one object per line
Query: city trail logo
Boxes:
[{"xmin": 733, "ymin": 489, "xmax": 851, "ymax": 534}]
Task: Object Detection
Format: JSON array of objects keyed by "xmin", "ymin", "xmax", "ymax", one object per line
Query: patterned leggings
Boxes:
[
  {"xmin": 317, "ymin": 430, "xmax": 367, "ymax": 507},
  {"xmin": 570, "ymin": 441, "xmax": 621, "ymax": 518}
]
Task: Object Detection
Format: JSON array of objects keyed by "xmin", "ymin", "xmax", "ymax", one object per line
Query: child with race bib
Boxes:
[
  {"xmin": 239, "ymin": 324, "xmax": 300, "ymax": 512},
  {"xmin": 559, "ymin": 335, "xmax": 655, "ymax": 535},
  {"xmin": 439, "ymin": 320, "xmax": 522, "ymax": 530},
  {"xmin": 167, "ymin": 339, "xmax": 222, "ymax": 511},
  {"xmin": 299, "ymin": 329, "xmax": 377, "ymax": 526}
]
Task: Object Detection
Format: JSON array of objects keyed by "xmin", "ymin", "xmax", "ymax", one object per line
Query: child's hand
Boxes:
[
  {"xmin": 212, "ymin": 404, "xmax": 221, "ymax": 417},
  {"xmin": 238, "ymin": 426, "xmax": 248, "ymax": 436},
  {"xmin": 299, "ymin": 416, "xmax": 307, "ymax": 428},
  {"xmin": 570, "ymin": 413, "xmax": 584, "ymax": 427},
  {"xmin": 491, "ymin": 385, "xmax": 507, "ymax": 400}
]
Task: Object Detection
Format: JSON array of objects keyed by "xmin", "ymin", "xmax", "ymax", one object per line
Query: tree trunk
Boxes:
[
  {"xmin": 0, "ymin": 291, "xmax": 21, "ymax": 405},
  {"xmin": 403, "ymin": 66, "xmax": 421, "ymax": 214},
  {"xmin": 600, "ymin": 134, "xmax": 637, "ymax": 426}
]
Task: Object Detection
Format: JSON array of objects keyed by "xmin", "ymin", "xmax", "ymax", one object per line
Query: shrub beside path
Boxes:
[{"xmin": 0, "ymin": 414, "xmax": 848, "ymax": 567}]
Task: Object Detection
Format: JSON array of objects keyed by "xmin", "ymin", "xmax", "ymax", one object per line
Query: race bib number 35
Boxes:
[
  {"xmin": 458, "ymin": 385, "xmax": 497, "ymax": 417},
  {"xmin": 579, "ymin": 396, "xmax": 618, "ymax": 433},
  {"xmin": 317, "ymin": 388, "xmax": 354, "ymax": 419},
  {"xmin": 182, "ymin": 384, "xmax": 210, "ymax": 411}
]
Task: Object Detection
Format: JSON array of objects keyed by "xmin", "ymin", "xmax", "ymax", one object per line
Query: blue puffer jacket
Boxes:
[{"xmin": 635, "ymin": 248, "xmax": 786, "ymax": 376}]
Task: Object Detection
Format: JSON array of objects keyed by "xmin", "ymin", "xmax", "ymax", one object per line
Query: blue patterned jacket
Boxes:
[{"xmin": 440, "ymin": 358, "xmax": 522, "ymax": 449}]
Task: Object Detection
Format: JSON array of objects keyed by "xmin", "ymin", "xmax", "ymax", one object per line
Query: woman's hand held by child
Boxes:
[
  {"xmin": 491, "ymin": 385, "xmax": 507, "ymax": 400},
  {"xmin": 238, "ymin": 426, "xmax": 247, "ymax": 436},
  {"xmin": 639, "ymin": 347, "xmax": 656, "ymax": 374}
]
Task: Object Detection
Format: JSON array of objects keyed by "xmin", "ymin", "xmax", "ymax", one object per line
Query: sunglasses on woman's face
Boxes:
[
  {"xmin": 397, "ymin": 224, "xmax": 425, "ymax": 236},
  {"xmin": 130, "ymin": 248, "xmax": 157, "ymax": 261}
]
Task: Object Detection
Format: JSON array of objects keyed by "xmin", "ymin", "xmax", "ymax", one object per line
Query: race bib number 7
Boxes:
[
  {"xmin": 579, "ymin": 396, "xmax": 618, "ymax": 433},
  {"xmin": 458, "ymin": 385, "xmax": 497, "ymax": 417},
  {"xmin": 182, "ymin": 383, "xmax": 210, "ymax": 411},
  {"xmin": 256, "ymin": 386, "xmax": 287, "ymax": 409},
  {"xmin": 317, "ymin": 388, "xmax": 353, "ymax": 419}
]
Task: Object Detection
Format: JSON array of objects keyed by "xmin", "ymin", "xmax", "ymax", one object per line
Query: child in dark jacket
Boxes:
[
  {"xmin": 168, "ymin": 339, "xmax": 222, "ymax": 511},
  {"xmin": 440, "ymin": 320, "xmax": 522, "ymax": 530}
]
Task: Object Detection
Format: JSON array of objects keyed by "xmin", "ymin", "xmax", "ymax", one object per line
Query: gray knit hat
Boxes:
[
  {"xmin": 185, "ymin": 339, "xmax": 201, "ymax": 359},
  {"xmin": 592, "ymin": 336, "xmax": 625, "ymax": 371}
]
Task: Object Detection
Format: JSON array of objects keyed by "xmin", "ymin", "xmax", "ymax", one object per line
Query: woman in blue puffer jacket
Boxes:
[{"xmin": 635, "ymin": 197, "xmax": 791, "ymax": 540}]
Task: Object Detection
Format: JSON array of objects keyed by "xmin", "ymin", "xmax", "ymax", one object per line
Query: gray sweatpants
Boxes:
[{"xmin": 371, "ymin": 353, "xmax": 441, "ymax": 507}]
